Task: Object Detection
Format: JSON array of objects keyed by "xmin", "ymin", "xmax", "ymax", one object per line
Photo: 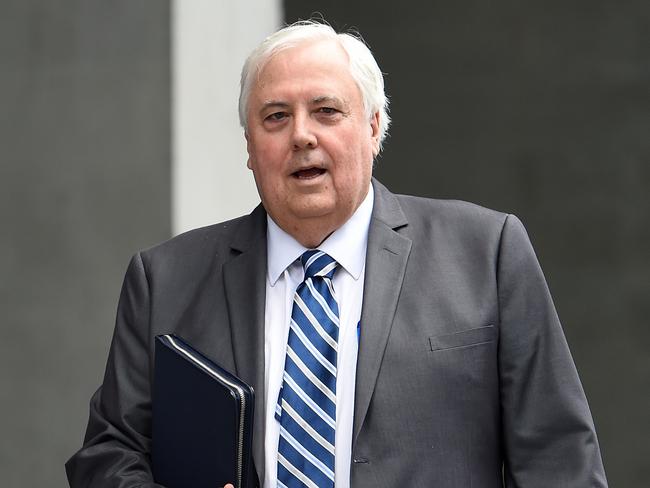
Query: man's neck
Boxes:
[{"xmin": 272, "ymin": 200, "xmax": 372, "ymax": 248}]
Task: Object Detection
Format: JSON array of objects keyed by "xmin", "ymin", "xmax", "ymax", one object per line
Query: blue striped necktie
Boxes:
[{"xmin": 276, "ymin": 250, "xmax": 339, "ymax": 488}]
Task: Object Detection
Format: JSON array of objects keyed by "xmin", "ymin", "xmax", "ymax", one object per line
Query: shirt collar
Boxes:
[{"xmin": 267, "ymin": 184, "xmax": 374, "ymax": 285}]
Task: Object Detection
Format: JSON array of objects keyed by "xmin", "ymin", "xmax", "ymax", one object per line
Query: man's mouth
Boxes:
[{"xmin": 292, "ymin": 167, "xmax": 326, "ymax": 179}]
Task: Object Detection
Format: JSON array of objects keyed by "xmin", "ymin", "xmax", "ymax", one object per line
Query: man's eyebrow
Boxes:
[
  {"xmin": 311, "ymin": 95, "xmax": 347, "ymax": 107},
  {"xmin": 259, "ymin": 97, "xmax": 349, "ymax": 112},
  {"xmin": 260, "ymin": 100, "xmax": 289, "ymax": 112}
]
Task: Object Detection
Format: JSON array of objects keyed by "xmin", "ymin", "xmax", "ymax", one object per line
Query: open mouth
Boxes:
[{"xmin": 292, "ymin": 167, "xmax": 326, "ymax": 179}]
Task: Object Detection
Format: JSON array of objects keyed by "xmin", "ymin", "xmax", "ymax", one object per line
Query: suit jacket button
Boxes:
[{"xmin": 353, "ymin": 457, "xmax": 369, "ymax": 464}]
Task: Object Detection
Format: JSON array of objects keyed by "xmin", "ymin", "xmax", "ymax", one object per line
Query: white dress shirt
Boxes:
[{"xmin": 263, "ymin": 185, "xmax": 374, "ymax": 488}]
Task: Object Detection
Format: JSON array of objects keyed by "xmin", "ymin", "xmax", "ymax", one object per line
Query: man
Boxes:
[{"xmin": 67, "ymin": 21, "xmax": 608, "ymax": 487}]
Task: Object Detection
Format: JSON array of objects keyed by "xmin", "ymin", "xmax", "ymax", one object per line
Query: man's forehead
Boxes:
[{"xmin": 247, "ymin": 39, "xmax": 363, "ymax": 115}]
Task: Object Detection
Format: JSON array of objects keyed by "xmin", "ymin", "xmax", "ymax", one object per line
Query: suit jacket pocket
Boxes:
[{"xmin": 429, "ymin": 325, "xmax": 496, "ymax": 352}]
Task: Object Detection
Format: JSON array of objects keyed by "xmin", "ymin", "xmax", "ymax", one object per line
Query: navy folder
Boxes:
[{"xmin": 152, "ymin": 334, "xmax": 255, "ymax": 488}]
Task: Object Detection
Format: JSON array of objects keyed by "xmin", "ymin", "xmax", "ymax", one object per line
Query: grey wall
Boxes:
[
  {"xmin": 0, "ymin": 1, "xmax": 170, "ymax": 486},
  {"xmin": 282, "ymin": 2, "xmax": 650, "ymax": 486}
]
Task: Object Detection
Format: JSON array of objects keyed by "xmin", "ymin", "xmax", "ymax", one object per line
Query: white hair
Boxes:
[{"xmin": 238, "ymin": 20, "xmax": 391, "ymax": 151}]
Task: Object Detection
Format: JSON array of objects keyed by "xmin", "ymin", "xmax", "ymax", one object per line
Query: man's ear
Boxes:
[
  {"xmin": 370, "ymin": 111, "xmax": 381, "ymax": 157},
  {"xmin": 245, "ymin": 131, "xmax": 253, "ymax": 169}
]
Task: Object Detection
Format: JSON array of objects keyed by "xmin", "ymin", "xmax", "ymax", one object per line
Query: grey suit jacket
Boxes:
[{"xmin": 66, "ymin": 179, "xmax": 607, "ymax": 487}]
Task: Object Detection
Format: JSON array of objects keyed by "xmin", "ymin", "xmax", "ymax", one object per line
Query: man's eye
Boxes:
[
  {"xmin": 266, "ymin": 112, "xmax": 287, "ymax": 122},
  {"xmin": 319, "ymin": 107, "xmax": 338, "ymax": 114}
]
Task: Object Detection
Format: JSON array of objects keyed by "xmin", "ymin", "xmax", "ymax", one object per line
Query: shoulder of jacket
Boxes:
[
  {"xmin": 138, "ymin": 213, "xmax": 254, "ymax": 263},
  {"xmin": 394, "ymin": 193, "xmax": 509, "ymax": 229}
]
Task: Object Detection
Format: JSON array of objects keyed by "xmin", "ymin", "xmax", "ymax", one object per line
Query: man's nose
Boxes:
[{"xmin": 291, "ymin": 114, "xmax": 317, "ymax": 150}]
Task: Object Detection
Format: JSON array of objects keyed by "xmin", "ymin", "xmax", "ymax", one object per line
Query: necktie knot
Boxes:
[{"xmin": 300, "ymin": 249, "xmax": 338, "ymax": 280}]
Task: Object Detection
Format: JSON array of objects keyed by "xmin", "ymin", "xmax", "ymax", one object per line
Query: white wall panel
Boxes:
[{"xmin": 172, "ymin": 0, "xmax": 281, "ymax": 234}]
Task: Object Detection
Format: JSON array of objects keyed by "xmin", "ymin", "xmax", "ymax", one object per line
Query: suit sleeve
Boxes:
[
  {"xmin": 497, "ymin": 215, "xmax": 608, "ymax": 487},
  {"xmin": 66, "ymin": 253, "xmax": 165, "ymax": 487}
]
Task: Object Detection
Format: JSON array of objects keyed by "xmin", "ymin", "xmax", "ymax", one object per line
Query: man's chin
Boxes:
[{"xmin": 289, "ymin": 204, "xmax": 337, "ymax": 222}]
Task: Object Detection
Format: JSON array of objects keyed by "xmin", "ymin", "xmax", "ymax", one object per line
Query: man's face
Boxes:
[{"xmin": 245, "ymin": 39, "xmax": 380, "ymax": 246}]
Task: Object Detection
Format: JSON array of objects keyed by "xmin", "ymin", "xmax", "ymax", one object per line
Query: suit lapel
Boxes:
[
  {"xmin": 222, "ymin": 205, "xmax": 267, "ymax": 486},
  {"xmin": 353, "ymin": 179, "xmax": 412, "ymax": 445}
]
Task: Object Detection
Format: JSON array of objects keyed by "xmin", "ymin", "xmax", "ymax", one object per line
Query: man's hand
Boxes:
[{"xmin": 223, "ymin": 484, "xmax": 234, "ymax": 488}]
